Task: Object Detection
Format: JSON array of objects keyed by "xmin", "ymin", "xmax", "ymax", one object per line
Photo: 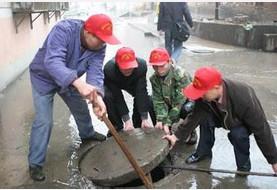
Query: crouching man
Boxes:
[
  {"xmin": 164, "ymin": 66, "xmax": 277, "ymax": 174},
  {"xmin": 149, "ymin": 48, "xmax": 197, "ymax": 144},
  {"xmin": 103, "ymin": 47, "xmax": 156, "ymax": 135}
]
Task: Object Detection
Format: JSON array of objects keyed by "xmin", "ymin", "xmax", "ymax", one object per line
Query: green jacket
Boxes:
[{"xmin": 150, "ymin": 65, "xmax": 192, "ymax": 126}]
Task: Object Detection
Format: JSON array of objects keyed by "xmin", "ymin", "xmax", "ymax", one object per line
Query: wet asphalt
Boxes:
[{"xmin": 0, "ymin": 14, "xmax": 277, "ymax": 188}]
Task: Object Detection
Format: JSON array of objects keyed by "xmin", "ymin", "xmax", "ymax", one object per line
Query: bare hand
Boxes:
[
  {"xmin": 91, "ymin": 95, "xmax": 106, "ymax": 121},
  {"xmin": 272, "ymin": 163, "xmax": 277, "ymax": 174},
  {"xmin": 162, "ymin": 134, "xmax": 178, "ymax": 150},
  {"xmin": 72, "ymin": 78, "xmax": 97, "ymax": 100},
  {"xmin": 155, "ymin": 122, "xmax": 163, "ymax": 130},
  {"xmin": 123, "ymin": 120, "xmax": 135, "ymax": 131},
  {"xmin": 163, "ymin": 125, "xmax": 170, "ymax": 135},
  {"xmin": 141, "ymin": 119, "xmax": 152, "ymax": 129}
]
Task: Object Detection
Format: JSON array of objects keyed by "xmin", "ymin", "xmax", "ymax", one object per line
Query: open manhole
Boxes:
[{"xmin": 79, "ymin": 128, "xmax": 170, "ymax": 188}]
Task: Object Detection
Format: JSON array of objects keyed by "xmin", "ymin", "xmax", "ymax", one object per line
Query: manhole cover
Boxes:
[{"xmin": 79, "ymin": 128, "xmax": 169, "ymax": 187}]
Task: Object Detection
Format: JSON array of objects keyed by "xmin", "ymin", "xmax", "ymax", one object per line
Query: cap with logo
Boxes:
[
  {"xmin": 115, "ymin": 47, "xmax": 138, "ymax": 70},
  {"xmin": 149, "ymin": 48, "xmax": 170, "ymax": 66},
  {"xmin": 84, "ymin": 14, "xmax": 120, "ymax": 45},
  {"xmin": 183, "ymin": 66, "xmax": 222, "ymax": 100}
]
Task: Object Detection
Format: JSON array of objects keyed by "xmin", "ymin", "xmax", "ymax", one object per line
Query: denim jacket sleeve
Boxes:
[{"xmin": 86, "ymin": 46, "xmax": 106, "ymax": 96}]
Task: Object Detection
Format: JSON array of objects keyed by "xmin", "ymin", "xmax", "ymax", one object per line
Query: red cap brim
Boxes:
[
  {"xmin": 118, "ymin": 59, "xmax": 138, "ymax": 70},
  {"xmin": 149, "ymin": 61, "xmax": 168, "ymax": 66},
  {"xmin": 96, "ymin": 33, "xmax": 120, "ymax": 45},
  {"xmin": 183, "ymin": 83, "xmax": 207, "ymax": 100}
]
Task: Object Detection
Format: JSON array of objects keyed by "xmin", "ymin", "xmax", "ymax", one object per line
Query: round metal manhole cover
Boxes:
[{"xmin": 79, "ymin": 128, "xmax": 169, "ymax": 187}]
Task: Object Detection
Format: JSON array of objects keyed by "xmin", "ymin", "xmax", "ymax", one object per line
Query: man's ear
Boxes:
[{"xmin": 169, "ymin": 58, "xmax": 175, "ymax": 65}]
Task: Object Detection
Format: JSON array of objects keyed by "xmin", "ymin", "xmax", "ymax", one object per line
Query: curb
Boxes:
[{"xmin": 127, "ymin": 22, "xmax": 162, "ymax": 40}]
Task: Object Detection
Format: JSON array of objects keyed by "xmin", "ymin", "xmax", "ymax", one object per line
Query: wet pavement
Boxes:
[{"xmin": 0, "ymin": 13, "xmax": 277, "ymax": 188}]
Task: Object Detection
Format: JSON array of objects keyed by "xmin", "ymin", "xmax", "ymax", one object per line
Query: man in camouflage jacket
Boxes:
[{"xmin": 149, "ymin": 48, "xmax": 197, "ymax": 144}]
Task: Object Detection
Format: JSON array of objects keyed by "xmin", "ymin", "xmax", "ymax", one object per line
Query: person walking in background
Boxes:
[
  {"xmin": 28, "ymin": 14, "xmax": 120, "ymax": 181},
  {"xmin": 157, "ymin": 2, "xmax": 193, "ymax": 63},
  {"xmin": 104, "ymin": 47, "xmax": 156, "ymax": 135}
]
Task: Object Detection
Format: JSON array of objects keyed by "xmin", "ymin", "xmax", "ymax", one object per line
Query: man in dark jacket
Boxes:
[
  {"xmin": 104, "ymin": 47, "xmax": 156, "ymax": 133},
  {"xmin": 164, "ymin": 66, "xmax": 277, "ymax": 174},
  {"xmin": 28, "ymin": 14, "xmax": 120, "ymax": 181},
  {"xmin": 157, "ymin": 2, "xmax": 193, "ymax": 63}
]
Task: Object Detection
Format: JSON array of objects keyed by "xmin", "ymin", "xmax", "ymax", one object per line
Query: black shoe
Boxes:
[
  {"xmin": 29, "ymin": 165, "xmax": 45, "ymax": 181},
  {"xmin": 106, "ymin": 128, "xmax": 122, "ymax": 138},
  {"xmin": 237, "ymin": 158, "xmax": 251, "ymax": 174},
  {"xmin": 107, "ymin": 131, "xmax": 112, "ymax": 138},
  {"xmin": 185, "ymin": 152, "xmax": 212, "ymax": 164},
  {"xmin": 81, "ymin": 132, "xmax": 106, "ymax": 143},
  {"xmin": 185, "ymin": 130, "xmax": 198, "ymax": 145}
]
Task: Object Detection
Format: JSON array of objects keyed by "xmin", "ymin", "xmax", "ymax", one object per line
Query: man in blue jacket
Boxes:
[{"xmin": 28, "ymin": 14, "xmax": 120, "ymax": 181}]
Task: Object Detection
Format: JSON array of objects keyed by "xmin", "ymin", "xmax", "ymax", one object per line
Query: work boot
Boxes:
[
  {"xmin": 29, "ymin": 165, "xmax": 45, "ymax": 181},
  {"xmin": 81, "ymin": 132, "xmax": 106, "ymax": 144},
  {"xmin": 185, "ymin": 152, "xmax": 212, "ymax": 164},
  {"xmin": 185, "ymin": 130, "xmax": 198, "ymax": 145}
]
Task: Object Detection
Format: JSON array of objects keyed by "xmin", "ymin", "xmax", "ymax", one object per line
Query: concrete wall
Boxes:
[
  {"xmin": 192, "ymin": 21, "xmax": 246, "ymax": 47},
  {"xmin": 0, "ymin": 3, "xmax": 57, "ymax": 91},
  {"xmin": 189, "ymin": 2, "xmax": 277, "ymax": 23},
  {"xmin": 247, "ymin": 25, "xmax": 277, "ymax": 49},
  {"xmin": 192, "ymin": 21, "xmax": 277, "ymax": 50}
]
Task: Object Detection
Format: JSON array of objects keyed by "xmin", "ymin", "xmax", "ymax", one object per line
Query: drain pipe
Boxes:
[{"xmin": 163, "ymin": 165, "xmax": 277, "ymax": 177}]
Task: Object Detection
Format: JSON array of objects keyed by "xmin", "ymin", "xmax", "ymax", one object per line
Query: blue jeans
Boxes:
[
  {"xmin": 28, "ymin": 85, "xmax": 95, "ymax": 167},
  {"xmin": 197, "ymin": 113, "xmax": 250, "ymax": 169},
  {"xmin": 164, "ymin": 29, "xmax": 183, "ymax": 63}
]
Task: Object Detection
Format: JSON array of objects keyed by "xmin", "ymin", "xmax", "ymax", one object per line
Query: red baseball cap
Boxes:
[
  {"xmin": 115, "ymin": 47, "xmax": 138, "ymax": 69},
  {"xmin": 149, "ymin": 48, "xmax": 170, "ymax": 66},
  {"xmin": 84, "ymin": 14, "xmax": 120, "ymax": 45},
  {"xmin": 183, "ymin": 67, "xmax": 222, "ymax": 100}
]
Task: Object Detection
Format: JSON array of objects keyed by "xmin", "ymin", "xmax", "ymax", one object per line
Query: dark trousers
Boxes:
[
  {"xmin": 197, "ymin": 113, "xmax": 251, "ymax": 170},
  {"xmin": 103, "ymin": 87, "xmax": 156, "ymax": 131}
]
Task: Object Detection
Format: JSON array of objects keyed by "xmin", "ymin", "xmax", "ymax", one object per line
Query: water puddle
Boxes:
[
  {"xmin": 67, "ymin": 115, "xmax": 96, "ymax": 188},
  {"xmin": 184, "ymin": 45, "xmax": 235, "ymax": 54}
]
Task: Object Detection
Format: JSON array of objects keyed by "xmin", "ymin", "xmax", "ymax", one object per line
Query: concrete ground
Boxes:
[{"xmin": 0, "ymin": 14, "xmax": 277, "ymax": 188}]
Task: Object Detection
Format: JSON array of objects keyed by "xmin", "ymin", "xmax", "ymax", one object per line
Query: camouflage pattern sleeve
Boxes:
[
  {"xmin": 150, "ymin": 75, "xmax": 172, "ymax": 126},
  {"xmin": 175, "ymin": 68, "xmax": 192, "ymax": 100},
  {"xmin": 167, "ymin": 68, "xmax": 192, "ymax": 123}
]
